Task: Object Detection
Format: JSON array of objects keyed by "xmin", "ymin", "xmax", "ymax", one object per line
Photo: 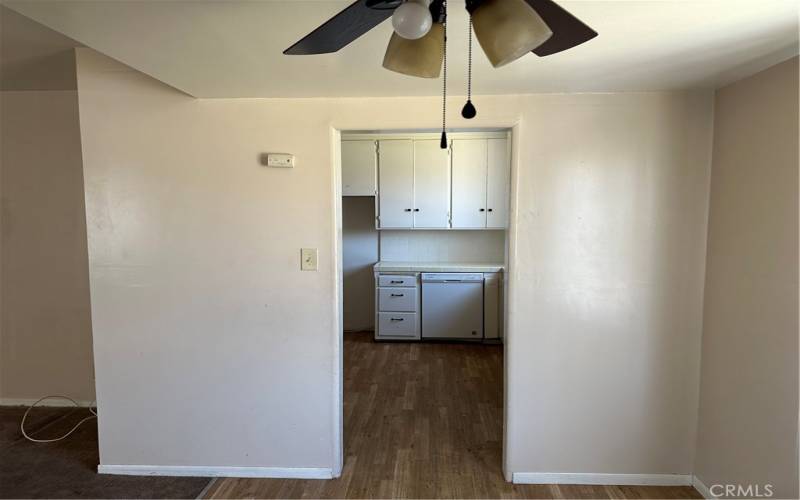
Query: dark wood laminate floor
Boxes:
[
  {"xmin": 0, "ymin": 406, "xmax": 211, "ymax": 499},
  {"xmin": 207, "ymin": 332, "xmax": 702, "ymax": 499}
]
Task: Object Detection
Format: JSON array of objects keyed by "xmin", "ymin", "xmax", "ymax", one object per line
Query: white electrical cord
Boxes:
[{"xmin": 20, "ymin": 395, "xmax": 97, "ymax": 443}]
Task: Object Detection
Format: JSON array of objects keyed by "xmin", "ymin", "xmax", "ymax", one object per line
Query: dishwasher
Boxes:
[{"xmin": 421, "ymin": 273, "xmax": 484, "ymax": 340}]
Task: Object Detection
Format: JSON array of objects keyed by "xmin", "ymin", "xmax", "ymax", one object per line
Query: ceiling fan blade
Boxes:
[
  {"xmin": 524, "ymin": 0, "xmax": 597, "ymax": 56},
  {"xmin": 284, "ymin": 0, "xmax": 394, "ymax": 55}
]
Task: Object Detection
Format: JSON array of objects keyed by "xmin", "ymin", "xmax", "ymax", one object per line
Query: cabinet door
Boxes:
[
  {"xmin": 413, "ymin": 140, "xmax": 450, "ymax": 228},
  {"xmin": 378, "ymin": 140, "xmax": 414, "ymax": 228},
  {"xmin": 486, "ymin": 138, "xmax": 510, "ymax": 228},
  {"xmin": 451, "ymin": 139, "xmax": 487, "ymax": 228},
  {"xmin": 483, "ymin": 273, "xmax": 501, "ymax": 339},
  {"xmin": 341, "ymin": 140, "xmax": 377, "ymax": 196}
]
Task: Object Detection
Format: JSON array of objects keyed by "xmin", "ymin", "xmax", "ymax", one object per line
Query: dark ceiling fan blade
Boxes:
[
  {"xmin": 284, "ymin": 0, "xmax": 395, "ymax": 55},
  {"xmin": 524, "ymin": 0, "xmax": 597, "ymax": 56}
]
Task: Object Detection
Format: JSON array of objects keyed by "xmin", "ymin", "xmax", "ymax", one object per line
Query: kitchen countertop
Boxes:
[{"xmin": 374, "ymin": 261, "xmax": 505, "ymax": 273}]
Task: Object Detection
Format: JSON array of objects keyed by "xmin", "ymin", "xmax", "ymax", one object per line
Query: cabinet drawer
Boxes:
[
  {"xmin": 377, "ymin": 312, "xmax": 418, "ymax": 337},
  {"xmin": 377, "ymin": 275, "xmax": 416, "ymax": 287},
  {"xmin": 378, "ymin": 287, "xmax": 418, "ymax": 312}
]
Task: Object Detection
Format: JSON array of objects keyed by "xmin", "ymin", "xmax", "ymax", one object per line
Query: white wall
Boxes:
[
  {"xmin": 342, "ymin": 196, "xmax": 377, "ymax": 332},
  {"xmin": 75, "ymin": 48, "xmax": 713, "ymax": 477},
  {"xmin": 0, "ymin": 89, "xmax": 94, "ymax": 403},
  {"xmin": 379, "ymin": 230, "xmax": 506, "ymax": 263},
  {"xmin": 0, "ymin": 5, "xmax": 93, "ymax": 404},
  {"xmin": 506, "ymin": 91, "xmax": 713, "ymax": 479},
  {"xmin": 694, "ymin": 57, "xmax": 798, "ymax": 499}
]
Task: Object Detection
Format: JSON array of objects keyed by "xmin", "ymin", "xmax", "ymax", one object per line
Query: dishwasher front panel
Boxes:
[{"xmin": 421, "ymin": 279, "xmax": 484, "ymax": 340}]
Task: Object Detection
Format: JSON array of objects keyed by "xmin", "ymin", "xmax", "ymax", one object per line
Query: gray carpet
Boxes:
[{"xmin": 0, "ymin": 407, "xmax": 212, "ymax": 499}]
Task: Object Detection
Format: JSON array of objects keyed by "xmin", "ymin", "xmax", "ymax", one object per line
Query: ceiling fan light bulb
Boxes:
[
  {"xmin": 392, "ymin": 0, "xmax": 433, "ymax": 40},
  {"xmin": 472, "ymin": 0, "xmax": 553, "ymax": 67}
]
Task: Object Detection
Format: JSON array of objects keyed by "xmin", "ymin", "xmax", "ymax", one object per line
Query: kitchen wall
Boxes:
[
  {"xmin": 379, "ymin": 230, "xmax": 505, "ymax": 263},
  {"xmin": 342, "ymin": 196, "xmax": 377, "ymax": 332},
  {"xmin": 75, "ymin": 47, "xmax": 713, "ymax": 478},
  {"xmin": 0, "ymin": 10, "xmax": 94, "ymax": 403},
  {"xmin": 694, "ymin": 57, "xmax": 798, "ymax": 499}
]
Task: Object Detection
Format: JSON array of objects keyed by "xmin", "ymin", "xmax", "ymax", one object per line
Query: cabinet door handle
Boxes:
[
  {"xmin": 479, "ymin": 208, "xmax": 486, "ymax": 212},
  {"xmin": 488, "ymin": 208, "xmax": 493, "ymax": 212},
  {"xmin": 390, "ymin": 318, "xmax": 405, "ymax": 322},
  {"xmin": 404, "ymin": 208, "xmax": 412, "ymax": 212},
  {"xmin": 390, "ymin": 293, "xmax": 405, "ymax": 297},
  {"xmin": 413, "ymin": 208, "xmax": 420, "ymax": 212}
]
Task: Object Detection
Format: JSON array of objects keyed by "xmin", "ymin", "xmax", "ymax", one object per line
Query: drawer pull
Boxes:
[
  {"xmin": 390, "ymin": 280, "xmax": 403, "ymax": 284},
  {"xmin": 390, "ymin": 293, "xmax": 405, "ymax": 297},
  {"xmin": 390, "ymin": 318, "xmax": 405, "ymax": 322}
]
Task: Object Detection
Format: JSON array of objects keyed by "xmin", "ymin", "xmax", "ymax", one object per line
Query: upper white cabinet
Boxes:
[
  {"xmin": 377, "ymin": 139, "xmax": 450, "ymax": 229},
  {"xmin": 354, "ymin": 132, "xmax": 509, "ymax": 230},
  {"xmin": 412, "ymin": 140, "xmax": 450, "ymax": 228},
  {"xmin": 378, "ymin": 140, "xmax": 415, "ymax": 228},
  {"xmin": 451, "ymin": 139, "xmax": 488, "ymax": 228},
  {"xmin": 486, "ymin": 138, "xmax": 510, "ymax": 228},
  {"xmin": 341, "ymin": 140, "xmax": 377, "ymax": 196},
  {"xmin": 451, "ymin": 138, "xmax": 510, "ymax": 229}
]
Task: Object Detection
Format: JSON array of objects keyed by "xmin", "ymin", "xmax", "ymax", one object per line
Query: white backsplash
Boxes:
[{"xmin": 379, "ymin": 230, "xmax": 506, "ymax": 263}]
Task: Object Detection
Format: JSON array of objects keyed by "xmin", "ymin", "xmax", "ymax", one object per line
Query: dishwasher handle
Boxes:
[{"xmin": 421, "ymin": 273, "xmax": 484, "ymax": 283}]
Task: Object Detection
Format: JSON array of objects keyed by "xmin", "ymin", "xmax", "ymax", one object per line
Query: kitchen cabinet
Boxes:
[
  {"xmin": 486, "ymin": 139, "xmax": 510, "ymax": 228},
  {"xmin": 377, "ymin": 139, "xmax": 449, "ymax": 229},
  {"xmin": 451, "ymin": 139, "xmax": 488, "ymax": 228},
  {"xmin": 412, "ymin": 140, "xmax": 450, "ymax": 228},
  {"xmin": 374, "ymin": 273, "xmax": 421, "ymax": 340},
  {"xmin": 451, "ymin": 138, "xmax": 510, "ymax": 229},
  {"xmin": 341, "ymin": 140, "xmax": 377, "ymax": 196},
  {"xmin": 373, "ymin": 264, "xmax": 505, "ymax": 343},
  {"xmin": 378, "ymin": 140, "xmax": 415, "ymax": 228},
  {"xmin": 363, "ymin": 132, "xmax": 509, "ymax": 230},
  {"xmin": 483, "ymin": 272, "xmax": 503, "ymax": 340}
]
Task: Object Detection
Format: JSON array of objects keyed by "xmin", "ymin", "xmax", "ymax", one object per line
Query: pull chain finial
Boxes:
[{"xmin": 462, "ymin": 16, "xmax": 476, "ymax": 119}]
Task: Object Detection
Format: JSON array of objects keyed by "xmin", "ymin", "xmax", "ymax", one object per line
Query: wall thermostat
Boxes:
[{"xmin": 264, "ymin": 153, "xmax": 295, "ymax": 168}]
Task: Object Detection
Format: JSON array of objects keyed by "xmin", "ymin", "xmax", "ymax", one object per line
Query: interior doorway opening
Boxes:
[{"xmin": 335, "ymin": 128, "xmax": 512, "ymax": 495}]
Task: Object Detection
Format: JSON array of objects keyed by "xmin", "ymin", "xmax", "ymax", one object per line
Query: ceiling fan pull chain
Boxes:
[
  {"xmin": 462, "ymin": 16, "xmax": 476, "ymax": 119},
  {"xmin": 440, "ymin": 0, "xmax": 448, "ymax": 149}
]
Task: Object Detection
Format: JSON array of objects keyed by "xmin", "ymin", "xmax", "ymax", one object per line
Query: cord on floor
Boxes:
[{"xmin": 20, "ymin": 395, "xmax": 97, "ymax": 443}]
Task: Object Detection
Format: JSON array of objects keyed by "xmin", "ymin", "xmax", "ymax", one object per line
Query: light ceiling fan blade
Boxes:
[
  {"xmin": 284, "ymin": 0, "xmax": 395, "ymax": 55},
  {"xmin": 524, "ymin": 0, "xmax": 597, "ymax": 56}
]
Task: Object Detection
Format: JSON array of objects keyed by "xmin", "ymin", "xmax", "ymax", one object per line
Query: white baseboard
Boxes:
[
  {"xmin": 0, "ymin": 398, "xmax": 94, "ymax": 408},
  {"xmin": 98, "ymin": 465, "xmax": 334, "ymax": 479},
  {"xmin": 692, "ymin": 475, "xmax": 716, "ymax": 499},
  {"xmin": 512, "ymin": 472, "xmax": 692, "ymax": 486}
]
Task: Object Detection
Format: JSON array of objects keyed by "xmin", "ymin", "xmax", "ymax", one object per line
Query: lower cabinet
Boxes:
[
  {"xmin": 377, "ymin": 312, "xmax": 418, "ymax": 338},
  {"xmin": 374, "ymin": 273, "xmax": 421, "ymax": 340},
  {"xmin": 483, "ymin": 273, "xmax": 503, "ymax": 340},
  {"xmin": 374, "ymin": 270, "xmax": 504, "ymax": 342}
]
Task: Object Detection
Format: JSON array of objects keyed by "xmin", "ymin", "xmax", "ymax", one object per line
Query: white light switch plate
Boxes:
[{"xmin": 301, "ymin": 248, "xmax": 318, "ymax": 271}]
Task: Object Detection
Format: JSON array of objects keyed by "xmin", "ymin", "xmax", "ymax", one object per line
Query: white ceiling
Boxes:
[{"xmin": 2, "ymin": 0, "xmax": 798, "ymax": 98}]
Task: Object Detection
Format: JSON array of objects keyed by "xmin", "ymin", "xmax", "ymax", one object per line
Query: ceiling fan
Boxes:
[
  {"xmin": 284, "ymin": 0, "xmax": 597, "ymax": 146},
  {"xmin": 284, "ymin": 0, "xmax": 596, "ymax": 68}
]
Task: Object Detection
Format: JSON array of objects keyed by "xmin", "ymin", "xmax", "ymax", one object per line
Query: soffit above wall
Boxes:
[
  {"xmin": 1, "ymin": 0, "xmax": 798, "ymax": 98},
  {"xmin": 0, "ymin": 5, "xmax": 83, "ymax": 91}
]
